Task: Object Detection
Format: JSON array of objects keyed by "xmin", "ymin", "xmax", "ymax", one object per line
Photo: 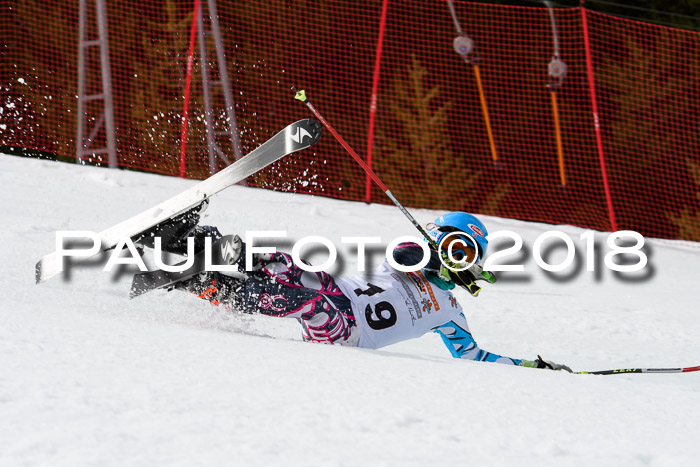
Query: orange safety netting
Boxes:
[{"xmin": 2, "ymin": 1, "xmax": 699, "ymax": 241}]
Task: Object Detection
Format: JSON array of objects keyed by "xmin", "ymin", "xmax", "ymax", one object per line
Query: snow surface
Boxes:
[{"xmin": 2, "ymin": 153, "xmax": 700, "ymax": 467}]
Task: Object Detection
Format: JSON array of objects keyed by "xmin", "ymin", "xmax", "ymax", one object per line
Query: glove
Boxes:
[
  {"xmin": 520, "ymin": 355, "xmax": 573, "ymax": 373},
  {"xmin": 469, "ymin": 263, "xmax": 497, "ymax": 283},
  {"xmin": 437, "ymin": 265, "xmax": 481, "ymax": 297},
  {"xmin": 434, "ymin": 258, "xmax": 495, "ymax": 297}
]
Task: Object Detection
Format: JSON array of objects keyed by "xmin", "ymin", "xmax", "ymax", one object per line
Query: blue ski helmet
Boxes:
[{"xmin": 431, "ymin": 212, "xmax": 488, "ymax": 264}]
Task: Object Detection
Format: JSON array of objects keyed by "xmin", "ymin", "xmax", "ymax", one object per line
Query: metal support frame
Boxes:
[
  {"xmin": 76, "ymin": 0, "xmax": 117, "ymax": 168},
  {"xmin": 197, "ymin": 0, "xmax": 244, "ymax": 175}
]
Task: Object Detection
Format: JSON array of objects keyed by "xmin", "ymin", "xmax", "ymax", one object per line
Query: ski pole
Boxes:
[
  {"xmin": 576, "ymin": 365, "xmax": 700, "ymax": 375},
  {"xmin": 292, "ymin": 86, "xmax": 487, "ymax": 296}
]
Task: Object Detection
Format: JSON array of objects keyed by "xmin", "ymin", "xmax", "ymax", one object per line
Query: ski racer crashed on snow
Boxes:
[{"xmin": 138, "ymin": 205, "xmax": 571, "ymax": 372}]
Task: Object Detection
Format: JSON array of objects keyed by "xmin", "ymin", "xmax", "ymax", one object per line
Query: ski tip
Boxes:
[
  {"xmin": 286, "ymin": 118, "xmax": 322, "ymax": 152},
  {"xmin": 36, "ymin": 251, "xmax": 65, "ymax": 284},
  {"xmin": 35, "ymin": 257, "xmax": 56, "ymax": 284},
  {"xmin": 35, "ymin": 260, "xmax": 43, "ymax": 284},
  {"xmin": 129, "ymin": 286, "xmax": 144, "ymax": 299},
  {"xmin": 129, "ymin": 274, "xmax": 148, "ymax": 299},
  {"xmin": 305, "ymin": 118, "xmax": 322, "ymax": 144}
]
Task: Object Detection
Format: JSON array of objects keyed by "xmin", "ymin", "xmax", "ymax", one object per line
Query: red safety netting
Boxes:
[{"xmin": 2, "ymin": 1, "xmax": 699, "ymax": 241}]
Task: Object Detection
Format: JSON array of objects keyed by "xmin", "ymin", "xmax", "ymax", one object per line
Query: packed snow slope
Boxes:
[{"xmin": 2, "ymin": 153, "xmax": 700, "ymax": 467}]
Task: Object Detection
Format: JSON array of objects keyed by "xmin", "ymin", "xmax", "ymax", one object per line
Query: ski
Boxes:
[
  {"xmin": 576, "ymin": 365, "xmax": 700, "ymax": 375},
  {"xmin": 35, "ymin": 118, "xmax": 322, "ymax": 284},
  {"xmin": 130, "ymin": 235, "xmax": 243, "ymax": 298}
]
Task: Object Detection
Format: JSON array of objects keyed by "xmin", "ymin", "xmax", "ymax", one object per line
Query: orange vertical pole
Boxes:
[
  {"xmin": 473, "ymin": 64, "xmax": 498, "ymax": 163},
  {"xmin": 550, "ymin": 90, "xmax": 566, "ymax": 186}
]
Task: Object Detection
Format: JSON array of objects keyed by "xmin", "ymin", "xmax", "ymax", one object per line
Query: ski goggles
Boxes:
[{"xmin": 427, "ymin": 224, "xmax": 483, "ymax": 265}]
